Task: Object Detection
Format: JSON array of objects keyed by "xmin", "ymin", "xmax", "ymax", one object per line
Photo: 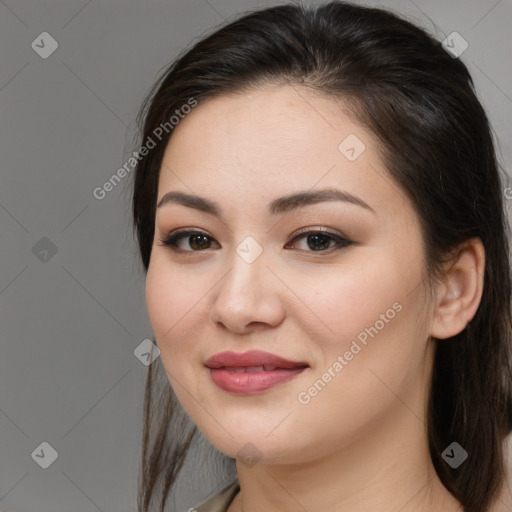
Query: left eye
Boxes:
[
  {"xmin": 158, "ymin": 228, "xmax": 353, "ymax": 253},
  {"xmin": 286, "ymin": 229, "xmax": 353, "ymax": 252}
]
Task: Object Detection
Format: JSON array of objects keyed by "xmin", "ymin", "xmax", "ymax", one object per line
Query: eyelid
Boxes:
[{"xmin": 290, "ymin": 225, "xmax": 349, "ymax": 240}]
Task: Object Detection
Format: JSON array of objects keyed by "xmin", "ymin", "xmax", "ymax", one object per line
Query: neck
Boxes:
[{"xmin": 229, "ymin": 398, "xmax": 463, "ymax": 512}]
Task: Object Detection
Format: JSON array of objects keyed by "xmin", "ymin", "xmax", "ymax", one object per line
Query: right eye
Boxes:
[{"xmin": 158, "ymin": 229, "xmax": 220, "ymax": 253}]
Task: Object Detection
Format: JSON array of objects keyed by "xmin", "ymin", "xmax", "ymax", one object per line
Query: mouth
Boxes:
[
  {"xmin": 204, "ymin": 350, "xmax": 309, "ymax": 394},
  {"xmin": 204, "ymin": 350, "xmax": 309, "ymax": 369},
  {"xmin": 219, "ymin": 365, "xmax": 302, "ymax": 372}
]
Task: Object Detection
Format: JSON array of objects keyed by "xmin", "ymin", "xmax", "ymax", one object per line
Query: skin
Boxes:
[{"xmin": 145, "ymin": 83, "xmax": 485, "ymax": 512}]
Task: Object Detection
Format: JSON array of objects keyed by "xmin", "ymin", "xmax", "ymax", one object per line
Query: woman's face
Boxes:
[{"xmin": 145, "ymin": 84, "xmax": 436, "ymax": 464}]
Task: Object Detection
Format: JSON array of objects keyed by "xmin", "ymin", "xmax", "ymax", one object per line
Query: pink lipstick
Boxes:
[{"xmin": 204, "ymin": 350, "xmax": 309, "ymax": 394}]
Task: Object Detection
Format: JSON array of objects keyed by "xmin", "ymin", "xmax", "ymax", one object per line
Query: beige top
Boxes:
[{"xmin": 193, "ymin": 479, "xmax": 240, "ymax": 512}]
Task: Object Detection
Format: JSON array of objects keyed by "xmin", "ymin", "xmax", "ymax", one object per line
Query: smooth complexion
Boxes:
[{"xmin": 145, "ymin": 84, "xmax": 484, "ymax": 512}]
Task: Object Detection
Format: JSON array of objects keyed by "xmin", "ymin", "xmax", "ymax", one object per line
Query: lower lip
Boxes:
[{"xmin": 208, "ymin": 367, "xmax": 307, "ymax": 394}]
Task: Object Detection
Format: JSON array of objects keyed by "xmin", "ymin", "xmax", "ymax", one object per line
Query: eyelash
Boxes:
[{"xmin": 157, "ymin": 227, "xmax": 353, "ymax": 254}]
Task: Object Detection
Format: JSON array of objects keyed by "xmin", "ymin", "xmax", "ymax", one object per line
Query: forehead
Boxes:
[
  {"xmin": 156, "ymin": 84, "xmax": 410, "ymax": 220},
  {"xmin": 163, "ymin": 84, "xmax": 359, "ymax": 167}
]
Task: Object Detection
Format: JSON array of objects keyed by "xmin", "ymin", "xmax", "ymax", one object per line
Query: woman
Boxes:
[{"xmin": 131, "ymin": 1, "xmax": 512, "ymax": 511}]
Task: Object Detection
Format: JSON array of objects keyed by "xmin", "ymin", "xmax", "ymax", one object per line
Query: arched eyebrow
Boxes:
[{"xmin": 156, "ymin": 188, "xmax": 376, "ymax": 219}]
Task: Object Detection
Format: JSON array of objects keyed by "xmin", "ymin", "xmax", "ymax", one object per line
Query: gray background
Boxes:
[{"xmin": 1, "ymin": 0, "xmax": 511, "ymax": 511}]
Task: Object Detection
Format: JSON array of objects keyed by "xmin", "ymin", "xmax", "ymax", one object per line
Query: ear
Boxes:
[{"xmin": 430, "ymin": 237, "xmax": 485, "ymax": 340}]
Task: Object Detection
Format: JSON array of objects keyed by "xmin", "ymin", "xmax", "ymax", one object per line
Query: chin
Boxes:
[{"xmin": 205, "ymin": 430, "xmax": 306, "ymax": 466}]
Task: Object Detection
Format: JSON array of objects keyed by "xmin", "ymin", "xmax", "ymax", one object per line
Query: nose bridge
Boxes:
[
  {"xmin": 210, "ymin": 235, "xmax": 285, "ymax": 331},
  {"xmin": 222, "ymin": 235, "xmax": 267, "ymax": 301}
]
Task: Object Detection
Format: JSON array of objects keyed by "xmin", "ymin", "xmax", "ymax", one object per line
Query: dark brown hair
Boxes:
[{"xmin": 130, "ymin": 2, "xmax": 512, "ymax": 511}]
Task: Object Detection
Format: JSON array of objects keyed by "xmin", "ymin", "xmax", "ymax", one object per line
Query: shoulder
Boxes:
[{"xmin": 191, "ymin": 478, "xmax": 240, "ymax": 512}]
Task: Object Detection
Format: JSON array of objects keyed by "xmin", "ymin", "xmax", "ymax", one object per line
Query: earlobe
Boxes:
[{"xmin": 430, "ymin": 237, "xmax": 485, "ymax": 340}]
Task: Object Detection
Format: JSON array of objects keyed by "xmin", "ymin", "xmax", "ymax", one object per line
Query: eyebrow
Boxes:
[{"xmin": 156, "ymin": 188, "xmax": 376, "ymax": 218}]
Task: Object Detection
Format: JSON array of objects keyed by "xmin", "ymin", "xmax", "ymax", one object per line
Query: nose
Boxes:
[{"xmin": 209, "ymin": 247, "xmax": 286, "ymax": 334}]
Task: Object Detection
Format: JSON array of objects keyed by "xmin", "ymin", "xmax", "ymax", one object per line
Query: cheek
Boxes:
[
  {"xmin": 145, "ymin": 258, "xmax": 213, "ymax": 408},
  {"xmin": 292, "ymin": 286, "xmax": 424, "ymax": 454},
  {"xmin": 299, "ymin": 251, "xmax": 426, "ymax": 398},
  {"xmin": 301, "ymin": 258, "xmax": 412, "ymax": 349},
  {"xmin": 145, "ymin": 256, "xmax": 209, "ymax": 353}
]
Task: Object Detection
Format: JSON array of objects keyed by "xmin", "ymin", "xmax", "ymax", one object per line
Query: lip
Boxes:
[
  {"xmin": 204, "ymin": 350, "xmax": 309, "ymax": 395},
  {"xmin": 204, "ymin": 350, "xmax": 309, "ymax": 369}
]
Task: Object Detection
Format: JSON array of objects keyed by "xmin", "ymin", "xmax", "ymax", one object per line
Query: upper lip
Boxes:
[{"xmin": 204, "ymin": 350, "xmax": 309, "ymax": 369}]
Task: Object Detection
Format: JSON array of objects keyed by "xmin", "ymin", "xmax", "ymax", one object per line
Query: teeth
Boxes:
[
  {"xmin": 223, "ymin": 366, "xmax": 278, "ymax": 372},
  {"xmin": 246, "ymin": 366, "xmax": 264, "ymax": 372}
]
